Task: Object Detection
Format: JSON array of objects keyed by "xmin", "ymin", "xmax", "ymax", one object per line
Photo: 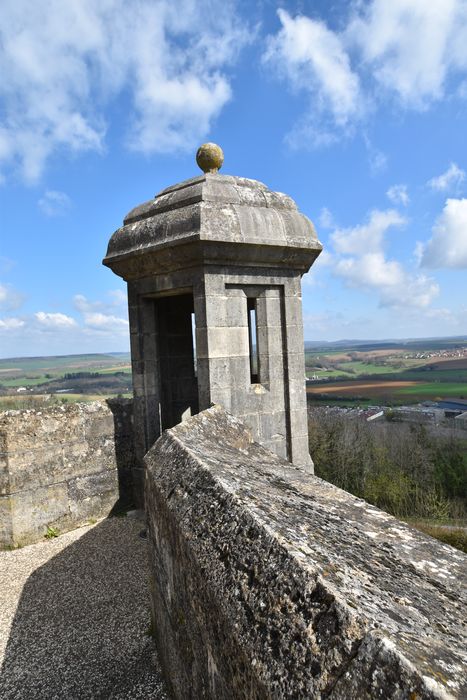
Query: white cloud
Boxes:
[
  {"xmin": 35, "ymin": 311, "xmax": 77, "ymax": 328},
  {"xmin": 73, "ymin": 293, "xmax": 128, "ymax": 332},
  {"xmin": 263, "ymin": 9, "xmax": 361, "ymax": 144},
  {"xmin": 318, "ymin": 207, "xmax": 334, "ymax": 228},
  {"xmin": 0, "ymin": 0, "xmax": 250, "ymax": 182},
  {"xmin": 347, "ymin": 0, "xmax": 467, "ymax": 108},
  {"xmin": 0, "ymin": 291, "xmax": 131, "ymax": 356},
  {"xmin": 420, "ymin": 198, "xmax": 467, "ymax": 268},
  {"xmin": 335, "ymin": 253, "xmax": 439, "ymax": 308},
  {"xmin": 329, "ymin": 209, "xmax": 439, "ymax": 309},
  {"xmin": 73, "ymin": 294, "xmax": 101, "ymax": 314},
  {"xmin": 0, "ymin": 282, "xmax": 24, "ymax": 311},
  {"xmin": 427, "ymin": 162, "xmax": 466, "ymax": 192},
  {"xmin": 363, "ymin": 135, "xmax": 388, "ymax": 174},
  {"xmin": 331, "ymin": 209, "xmax": 406, "ymax": 256},
  {"xmin": 107, "ymin": 289, "xmax": 127, "ymax": 306},
  {"xmin": 0, "ymin": 317, "xmax": 25, "ymax": 330},
  {"xmin": 83, "ymin": 312, "xmax": 128, "ymax": 331},
  {"xmin": 387, "ymin": 184, "xmax": 409, "ymax": 206},
  {"xmin": 74, "ymin": 292, "xmax": 122, "ymax": 312},
  {"xmin": 264, "ymin": 2, "xmax": 467, "ymax": 147},
  {"xmin": 38, "ymin": 190, "xmax": 71, "ymax": 216}
]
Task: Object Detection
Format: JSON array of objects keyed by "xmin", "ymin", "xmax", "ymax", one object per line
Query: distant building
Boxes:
[{"xmin": 436, "ymin": 399, "xmax": 467, "ymax": 413}]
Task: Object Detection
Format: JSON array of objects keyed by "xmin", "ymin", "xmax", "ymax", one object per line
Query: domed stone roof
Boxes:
[{"xmin": 103, "ymin": 171, "xmax": 322, "ymax": 280}]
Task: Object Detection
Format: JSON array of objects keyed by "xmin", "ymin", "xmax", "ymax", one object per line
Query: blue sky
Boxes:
[{"xmin": 1, "ymin": 0, "xmax": 466, "ymax": 357}]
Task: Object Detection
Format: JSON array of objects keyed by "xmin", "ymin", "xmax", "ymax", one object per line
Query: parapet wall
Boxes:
[
  {"xmin": 145, "ymin": 405, "xmax": 467, "ymax": 699},
  {"xmin": 0, "ymin": 399, "xmax": 135, "ymax": 547}
]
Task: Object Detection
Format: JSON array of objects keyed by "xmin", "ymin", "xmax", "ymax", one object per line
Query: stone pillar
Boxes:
[{"xmin": 103, "ymin": 144, "xmax": 322, "ymax": 502}]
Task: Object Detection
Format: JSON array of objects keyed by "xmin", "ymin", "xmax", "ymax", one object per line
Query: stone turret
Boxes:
[{"xmin": 103, "ymin": 144, "xmax": 322, "ymax": 501}]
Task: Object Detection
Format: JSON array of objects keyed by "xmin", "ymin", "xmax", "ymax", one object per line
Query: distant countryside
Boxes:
[
  {"xmin": 305, "ymin": 336, "xmax": 467, "ymax": 405},
  {"xmin": 0, "ymin": 338, "xmax": 466, "ymax": 551},
  {"xmin": 305, "ymin": 336, "xmax": 467, "ymax": 553},
  {"xmin": 0, "ymin": 352, "xmax": 131, "ymax": 410},
  {"xmin": 1, "ymin": 336, "xmax": 467, "ymax": 409}
]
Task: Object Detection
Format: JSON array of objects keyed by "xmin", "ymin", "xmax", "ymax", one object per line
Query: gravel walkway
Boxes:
[{"xmin": 0, "ymin": 516, "xmax": 168, "ymax": 699}]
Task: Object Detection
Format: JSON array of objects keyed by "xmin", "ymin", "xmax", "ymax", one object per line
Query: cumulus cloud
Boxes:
[
  {"xmin": 318, "ymin": 207, "xmax": 334, "ymax": 228},
  {"xmin": 264, "ymin": 2, "xmax": 467, "ymax": 146},
  {"xmin": 35, "ymin": 311, "xmax": 77, "ymax": 328},
  {"xmin": 73, "ymin": 294, "xmax": 101, "ymax": 314},
  {"xmin": 74, "ymin": 290, "xmax": 126, "ymax": 312},
  {"xmin": 263, "ymin": 9, "xmax": 361, "ymax": 144},
  {"xmin": 0, "ymin": 0, "xmax": 250, "ymax": 182},
  {"xmin": 107, "ymin": 289, "xmax": 127, "ymax": 306},
  {"xmin": 0, "ymin": 291, "xmax": 130, "ymax": 356},
  {"xmin": 329, "ymin": 209, "xmax": 439, "ymax": 309},
  {"xmin": 38, "ymin": 190, "xmax": 71, "ymax": 216},
  {"xmin": 331, "ymin": 209, "xmax": 407, "ymax": 256},
  {"xmin": 0, "ymin": 317, "xmax": 25, "ymax": 330},
  {"xmin": 335, "ymin": 254, "xmax": 439, "ymax": 308},
  {"xmin": 0, "ymin": 282, "xmax": 25, "ymax": 311},
  {"xmin": 346, "ymin": 0, "xmax": 467, "ymax": 107},
  {"xmin": 83, "ymin": 312, "xmax": 128, "ymax": 331},
  {"xmin": 73, "ymin": 292, "xmax": 129, "ymax": 332},
  {"xmin": 420, "ymin": 198, "xmax": 467, "ymax": 268},
  {"xmin": 387, "ymin": 184, "xmax": 409, "ymax": 206},
  {"xmin": 427, "ymin": 162, "xmax": 466, "ymax": 192}
]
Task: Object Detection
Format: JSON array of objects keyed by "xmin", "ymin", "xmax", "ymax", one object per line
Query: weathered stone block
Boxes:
[
  {"xmin": 196, "ymin": 326, "xmax": 249, "ymax": 360},
  {"xmin": 204, "ymin": 357, "xmax": 249, "ymax": 391},
  {"xmin": 0, "ymin": 496, "xmax": 13, "ymax": 544},
  {"xmin": 196, "ymin": 294, "xmax": 247, "ymax": 329},
  {"xmin": 259, "ymin": 411, "xmax": 287, "ymax": 441},
  {"xmin": 209, "ymin": 387, "xmax": 233, "ymax": 413},
  {"xmin": 0, "ymin": 400, "xmax": 136, "ymax": 548},
  {"xmin": 9, "ymin": 482, "xmax": 70, "ymax": 546}
]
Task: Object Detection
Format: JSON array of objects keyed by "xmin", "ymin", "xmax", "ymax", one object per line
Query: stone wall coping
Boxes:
[{"xmin": 145, "ymin": 405, "xmax": 466, "ymax": 698}]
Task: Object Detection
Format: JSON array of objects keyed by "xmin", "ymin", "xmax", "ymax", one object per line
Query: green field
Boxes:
[
  {"xmin": 305, "ymin": 339, "xmax": 467, "ymax": 404},
  {"xmin": 0, "ymin": 353, "xmax": 132, "ymax": 404},
  {"xmin": 1, "ymin": 340, "xmax": 467, "ymax": 408},
  {"xmin": 392, "ymin": 368, "xmax": 467, "ymax": 382},
  {"xmin": 396, "ymin": 382, "xmax": 467, "ymax": 398},
  {"xmin": 0, "ymin": 353, "xmax": 130, "ymax": 373}
]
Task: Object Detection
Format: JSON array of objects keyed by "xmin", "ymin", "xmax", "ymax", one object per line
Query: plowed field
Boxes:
[{"xmin": 307, "ymin": 380, "xmax": 418, "ymax": 396}]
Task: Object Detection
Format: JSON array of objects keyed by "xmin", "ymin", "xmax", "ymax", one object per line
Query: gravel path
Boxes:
[{"xmin": 0, "ymin": 516, "xmax": 168, "ymax": 699}]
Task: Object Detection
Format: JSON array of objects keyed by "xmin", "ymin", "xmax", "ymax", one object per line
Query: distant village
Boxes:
[
  {"xmin": 401, "ymin": 348, "xmax": 467, "ymax": 360},
  {"xmin": 310, "ymin": 399, "xmax": 467, "ymax": 431}
]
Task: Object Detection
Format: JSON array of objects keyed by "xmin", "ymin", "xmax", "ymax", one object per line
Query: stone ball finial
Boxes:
[{"xmin": 196, "ymin": 143, "xmax": 224, "ymax": 173}]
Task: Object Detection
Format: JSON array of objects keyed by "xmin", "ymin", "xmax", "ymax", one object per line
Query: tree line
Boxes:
[{"xmin": 308, "ymin": 409, "xmax": 467, "ymax": 521}]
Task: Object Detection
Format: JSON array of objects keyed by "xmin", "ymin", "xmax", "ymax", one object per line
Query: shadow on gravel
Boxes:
[{"xmin": 0, "ymin": 518, "xmax": 168, "ymax": 700}]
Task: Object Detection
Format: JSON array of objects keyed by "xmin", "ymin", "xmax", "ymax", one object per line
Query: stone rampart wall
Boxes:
[
  {"xmin": 0, "ymin": 399, "xmax": 135, "ymax": 547},
  {"xmin": 145, "ymin": 405, "xmax": 466, "ymax": 699}
]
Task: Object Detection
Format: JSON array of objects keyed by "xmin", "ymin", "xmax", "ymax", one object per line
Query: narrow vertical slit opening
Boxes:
[
  {"xmin": 191, "ymin": 312, "xmax": 197, "ymax": 377},
  {"xmin": 247, "ymin": 298, "xmax": 259, "ymax": 384}
]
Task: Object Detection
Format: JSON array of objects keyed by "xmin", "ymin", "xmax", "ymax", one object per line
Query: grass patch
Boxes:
[
  {"xmin": 44, "ymin": 526, "xmax": 60, "ymax": 539},
  {"xmin": 94, "ymin": 366, "xmax": 132, "ymax": 374},
  {"xmin": 0, "ymin": 374, "xmax": 59, "ymax": 387},
  {"xmin": 343, "ymin": 361, "xmax": 402, "ymax": 375},
  {"xmin": 395, "ymin": 382, "xmax": 467, "ymax": 398},
  {"xmin": 306, "ymin": 368, "xmax": 354, "ymax": 379},
  {"xmin": 406, "ymin": 520, "xmax": 467, "ymax": 553}
]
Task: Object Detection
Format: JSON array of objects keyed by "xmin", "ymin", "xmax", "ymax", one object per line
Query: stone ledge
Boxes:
[{"xmin": 145, "ymin": 405, "xmax": 466, "ymax": 699}]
